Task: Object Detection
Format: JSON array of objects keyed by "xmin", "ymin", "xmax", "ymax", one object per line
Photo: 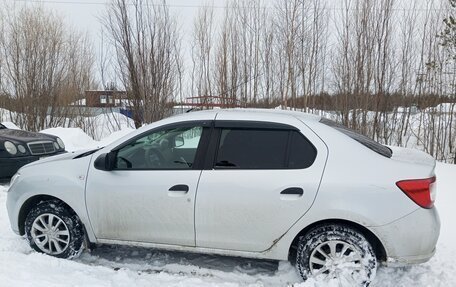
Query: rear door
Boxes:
[{"xmin": 195, "ymin": 118, "xmax": 328, "ymax": 252}]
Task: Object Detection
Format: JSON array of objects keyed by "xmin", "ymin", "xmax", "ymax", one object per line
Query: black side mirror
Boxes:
[{"xmin": 94, "ymin": 152, "xmax": 116, "ymax": 171}]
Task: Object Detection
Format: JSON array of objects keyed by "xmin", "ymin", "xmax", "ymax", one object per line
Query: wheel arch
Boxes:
[
  {"xmin": 18, "ymin": 194, "xmax": 76, "ymax": 235},
  {"xmin": 288, "ymin": 218, "xmax": 387, "ymax": 263}
]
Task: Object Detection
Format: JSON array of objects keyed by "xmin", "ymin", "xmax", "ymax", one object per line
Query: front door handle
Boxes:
[
  {"xmin": 168, "ymin": 184, "xmax": 189, "ymax": 195},
  {"xmin": 280, "ymin": 187, "xmax": 304, "ymax": 196}
]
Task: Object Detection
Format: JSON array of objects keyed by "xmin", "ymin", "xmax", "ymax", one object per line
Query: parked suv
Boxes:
[{"xmin": 6, "ymin": 109, "xmax": 440, "ymax": 286}]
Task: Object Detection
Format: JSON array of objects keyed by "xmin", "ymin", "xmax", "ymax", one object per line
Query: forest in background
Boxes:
[{"xmin": 0, "ymin": 0, "xmax": 455, "ymax": 162}]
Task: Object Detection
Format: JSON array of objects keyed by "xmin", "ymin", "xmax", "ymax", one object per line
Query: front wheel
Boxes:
[
  {"xmin": 24, "ymin": 200, "xmax": 85, "ymax": 259},
  {"xmin": 295, "ymin": 224, "xmax": 377, "ymax": 286}
]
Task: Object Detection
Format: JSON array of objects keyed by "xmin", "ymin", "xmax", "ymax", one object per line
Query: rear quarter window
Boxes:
[
  {"xmin": 320, "ymin": 118, "xmax": 392, "ymax": 158},
  {"xmin": 288, "ymin": 131, "xmax": 317, "ymax": 169}
]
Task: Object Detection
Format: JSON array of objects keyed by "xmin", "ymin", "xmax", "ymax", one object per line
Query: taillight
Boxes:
[{"xmin": 396, "ymin": 176, "xmax": 436, "ymax": 209}]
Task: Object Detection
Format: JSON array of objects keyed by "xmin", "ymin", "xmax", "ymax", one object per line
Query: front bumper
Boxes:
[
  {"xmin": 371, "ymin": 207, "xmax": 440, "ymax": 266},
  {"xmin": 6, "ymin": 183, "xmax": 21, "ymax": 235}
]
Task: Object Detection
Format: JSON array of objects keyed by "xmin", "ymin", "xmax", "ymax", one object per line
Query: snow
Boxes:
[
  {"xmin": 40, "ymin": 127, "xmax": 135, "ymax": 152},
  {"xmin": 0, "ymin": 127, "xmax": 455, "ymax": 286},
  {"xmin": 0, "ymin": 108, "xmax": 135, "ymax": 141},
  {"xmin": 1, "ymin": 121, "xmax": 20, "ymax": 130},
  {"xmin": 41, "ymin": 127, "xmax": 98, "ymax": 151}
]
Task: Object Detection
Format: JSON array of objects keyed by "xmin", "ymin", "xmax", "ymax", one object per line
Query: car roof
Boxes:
[{"xmin": 172, "ymin": 108, "xmax": 322, "ymax": 122}]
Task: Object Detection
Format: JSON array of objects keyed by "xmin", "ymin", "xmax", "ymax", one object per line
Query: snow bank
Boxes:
[
  {"xmin": 1, "ymin": 108, "xmax": 135, "ymax": 141},
  {"xmin": 424, "ymin": 103, "xmax": 456, "ymax": 113},
  {"xmin": 86, "ymin": 112, "xmax": 135, "ymax": 140},
  {"xmin": 40, "ymin": 127, "xmax": 135, "ymax": 152},
  {"xmin": 41, "ymin": 127, "xmax": 97, "ymax": 151},
  {"xmin": 1, "ymin": 121, "xmax": 20, "ymax": 130}
]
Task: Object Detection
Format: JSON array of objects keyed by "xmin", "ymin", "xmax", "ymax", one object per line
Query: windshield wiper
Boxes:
[{"xmin": 73, "ymin": 148, "xmax": 102, "ymax": 159}]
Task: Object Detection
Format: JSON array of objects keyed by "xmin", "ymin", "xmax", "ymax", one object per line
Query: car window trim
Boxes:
[{"xmin": 214, "ymin": 120, "xmax": 298, "ymax": 130}]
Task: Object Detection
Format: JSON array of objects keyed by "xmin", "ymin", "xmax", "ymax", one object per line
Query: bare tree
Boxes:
[
  {"xmin": 0, "ymin": 5, "xmax": 95, "ymax": 131},
  {"xmin": 191, "ymin": 5, "xmax": 215, "ymax": 107},
  {"xmin": 102, "ymin": 0, "xmax": 182, "ymax": 127}
]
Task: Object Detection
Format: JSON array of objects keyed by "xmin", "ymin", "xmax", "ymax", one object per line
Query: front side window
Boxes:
[
  {"xmin": 215, "ymin": 129, "xmax": 289, "ymax": 169},
  {"xmin": 115, "ymin": 126, "xmax": 203, "ymax": 170}
]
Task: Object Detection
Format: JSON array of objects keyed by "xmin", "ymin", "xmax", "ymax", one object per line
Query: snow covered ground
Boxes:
[{"xmin": 0, "ymin": 129, "xmax": 454, "ymax": 287}]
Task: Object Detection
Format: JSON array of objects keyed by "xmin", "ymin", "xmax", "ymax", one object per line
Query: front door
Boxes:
[{"xmin": 86, "ymin": 122, "xmax": 209, "ymax": 246}]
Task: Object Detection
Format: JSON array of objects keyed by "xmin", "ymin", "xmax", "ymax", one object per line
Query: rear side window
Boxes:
[
  {"xmin": 216, "ymin": 129, "xmax": 288, "ymax": 169},
  {"xmin": 288, "ymin": 131, "xmax": 317, "ymax": 168},
  {"xmin": 214, "ymin": 128, "xmax": 317, "ymax": 169},
  {"xmin": 320, "ymin": 118, "xmax": 392, "ymax": 158}
]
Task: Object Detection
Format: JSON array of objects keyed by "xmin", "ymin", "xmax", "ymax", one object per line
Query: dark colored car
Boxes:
[{"xmin": 0, "ymin": 123, "xmax": 66, "ymax": 178}]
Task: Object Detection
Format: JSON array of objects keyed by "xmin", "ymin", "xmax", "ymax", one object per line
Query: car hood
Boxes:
[
  {"xmin": 0, "ymin": 129, "xmax": 56, "ymax": 143},
  {"xmin": 20, "ymin": 149, "xmax": 93, "ymax": 169}
]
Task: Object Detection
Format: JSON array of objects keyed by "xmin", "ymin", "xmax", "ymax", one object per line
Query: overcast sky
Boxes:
[
  {"xmin": 9, "ymin": 0, "xmax": 439, "ymax": 52},
  {"xmin": 10, "ymin": 0, "xmax": 275, "ymax": 45}
]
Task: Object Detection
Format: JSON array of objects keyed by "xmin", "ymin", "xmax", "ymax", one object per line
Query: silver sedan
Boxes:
[{"xmin": 6, "ymin": 109, "xmax": 440, "ymax": 286}]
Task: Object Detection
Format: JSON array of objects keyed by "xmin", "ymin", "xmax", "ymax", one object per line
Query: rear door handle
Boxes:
[
  {"xmin": 280, "ymin": 187, "xmax": 304, "ymax": 196},
  {"xmin": 169, "ymin": 184, "xmax": 189, "ymax": 192},
  {"xmin": 168, "ymin": 184, "xmax": 189, "ymax": 197}
]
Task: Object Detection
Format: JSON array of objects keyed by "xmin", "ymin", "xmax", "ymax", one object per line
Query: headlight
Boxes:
[
  {"xmin": 4, "ymin": 141, "xmax": 17, "ymax": 155},
  {"xmin": 53, "ymin": 142, "xmax": 59, "ymax": 149},
  {"xmin": 17, "ymin": 145, "xmax": 26, "ymax": 153},
  {"xmin": 56, "ymin": 138, "xmax": 65, "ymax": 149}
]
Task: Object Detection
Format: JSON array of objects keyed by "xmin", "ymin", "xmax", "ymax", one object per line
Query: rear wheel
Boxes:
[
  {"xmin": 25, "ymin": 200, "xmax": 84, "ymax": 259},
  {"xmin": 295, "ymin": 224, "xmax": 377, "ymax": 286}
]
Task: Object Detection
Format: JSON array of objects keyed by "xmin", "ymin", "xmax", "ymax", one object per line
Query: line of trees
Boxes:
[
  {"xmin": 0, "ymin": 0, "xmax": 455, "ymax": 162},
  {"xmin": 185, "ymin": 0, "xmax": 456, "ymax": 162},
  {"xmin": 0, "ymin": 4, "xmax": 95, "ymax": 131}
]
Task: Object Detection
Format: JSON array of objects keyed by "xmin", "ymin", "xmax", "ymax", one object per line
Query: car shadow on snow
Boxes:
[
  {"xmin": 77, "ymin": 244, "xmax": 290, "ymax": 280},
  {"xmin": 76, "ymin": 244, "xmax": 436, "ymax": 286}
]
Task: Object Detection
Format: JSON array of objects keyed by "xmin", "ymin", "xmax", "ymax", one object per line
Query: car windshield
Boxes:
[{"xmin": 320, "ymin": 118, "xmax": 393, "ymax": 158}]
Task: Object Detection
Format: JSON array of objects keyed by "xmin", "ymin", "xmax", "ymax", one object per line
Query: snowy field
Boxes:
[{"xmin": 0, "ymin": 128, "xmax": 455, "ymax": 287}]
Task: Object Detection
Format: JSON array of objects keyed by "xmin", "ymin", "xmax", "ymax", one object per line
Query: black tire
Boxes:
[
  {"xmin": 24, "ymin": 199, "xmax": 85, "ymax": 259},
  {"xmin": 295, "ymin": 224, "xmax": 377, "ymax": 286}
]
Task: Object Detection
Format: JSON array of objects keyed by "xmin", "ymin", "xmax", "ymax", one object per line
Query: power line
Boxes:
[
  {"xmin": 13, "ymin": 0, "xmax": 235, "ymax": 9},
  {"xmin": 12, "ymin": 0, "xmax": 451, "ymax": 12}
]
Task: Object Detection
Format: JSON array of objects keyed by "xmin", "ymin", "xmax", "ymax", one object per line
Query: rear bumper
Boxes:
[
  {"xmin": 384, "ymin": 249, "xmax": 436, "ymax": 267},
  {"xmin": 371, "ymin": 207, "xmax": 440, "ymax": 266}
]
